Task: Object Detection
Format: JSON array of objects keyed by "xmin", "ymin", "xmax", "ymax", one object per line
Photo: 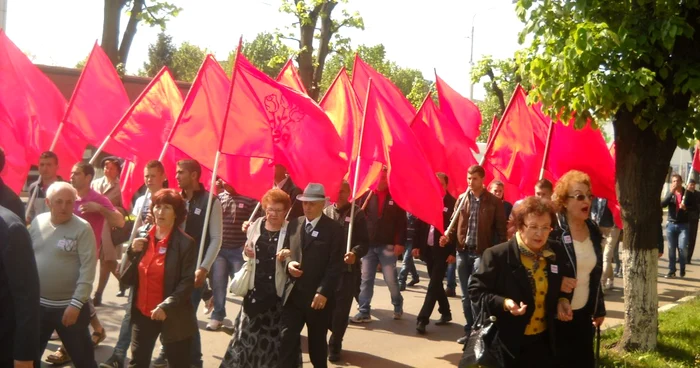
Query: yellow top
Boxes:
[{"xmin": 516, "ymin": 232, "xmax": 548, "ymax": 335}]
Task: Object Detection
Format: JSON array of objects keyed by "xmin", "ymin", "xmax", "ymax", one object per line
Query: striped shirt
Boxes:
[
  {"xmin": 465, "ymin": 191, "xmax": 482, "ymax": 252},
  {"xmin": 219, "ymin": 192, "xmax": 258, "ymax": 249}
]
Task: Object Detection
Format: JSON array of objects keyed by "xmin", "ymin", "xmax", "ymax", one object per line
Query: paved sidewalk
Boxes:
[{"xmin": 42, "ymin": 255, "xmax": 699, "ymax": 367}]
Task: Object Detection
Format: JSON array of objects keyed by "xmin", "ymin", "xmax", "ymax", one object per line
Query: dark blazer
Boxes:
[
  {"xmin": 661, "ymin": 188, "xmax": 695, "ymax": 223},
  {"xmin": 283, "ymin": 214, "xmax": 344, "ymax": 305},
  {"xmin": 0, "ymin": 206, "xmax": 40, "ymax": 363},
  {"xmin": 415, "ymin": 194, "xmax": 457, "ymax": 258},
  {"xmin": 280, "ymin": 178, "xmax": 304, "ymax": 219},
  {"xmin": 358, "ymin": 190, "xmax": 407, "ymax": 246},
  {"xmin": 126, "ymin": 228, "xmax": 198, "ymax": 344},
  {"xmin": 451, "ymin": 190, "xmax": 507, "ymax": 255},
  {"xmin": 468, "ymin": 238, "xmax": 563, "ymax": 360},
  {"xmin": 323, "ymin": 203, "xmax": 370, "ymax": 273},
  {"xmin": 551, "ymin": 215, "xmax": 606, "ymax": 318},
  {"xmin": 0, "ymin": 179, "xmax": 24, "ymax": 220}
]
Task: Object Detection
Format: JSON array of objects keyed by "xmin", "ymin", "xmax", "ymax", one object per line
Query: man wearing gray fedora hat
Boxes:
[{"xmin": 279, "ymin": 183, "xmax": 344, "ymax": 368}]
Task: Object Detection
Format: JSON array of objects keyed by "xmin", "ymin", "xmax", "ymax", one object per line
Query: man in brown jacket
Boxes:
[{"xmin": 440, "ymin": 165, "xmax": 506, "ymax": 344}]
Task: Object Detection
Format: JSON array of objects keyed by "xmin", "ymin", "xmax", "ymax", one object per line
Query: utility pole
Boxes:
[
  {"xmin": 469, "ymin": 12, "xmax": 476, "ymax": 100},
  {"xmin": 0, "ymin": 0, "xmax": 7, "ymax": 31}
]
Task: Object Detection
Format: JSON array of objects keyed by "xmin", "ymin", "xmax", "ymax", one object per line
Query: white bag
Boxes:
[{"xmin": 229, "ymin": 259, "xmax": 255, "ymax": 296}]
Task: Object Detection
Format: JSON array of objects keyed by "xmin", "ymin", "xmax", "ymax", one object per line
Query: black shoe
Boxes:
[
  {"xmin": 445, "ymin": 288, "xmax": 456, "ymax": 297},
  {"xmin": 435, "ymin": 314, "xmax": 452, "ymax": 325},
  {"xmin": 416, "ymin": 321, "xmax": 427, "ymax": 335},
  {"xmin": 680, "ymin": 271, "xmax": 686, "ymax": 278},
  {"xmin": 93, "ymin": 292, "xmax": 102, "ymax": 307},
  {"xmin": 116, "ymin": 290, "xmax": 126, "ymax": 297},
  {"xmin": 665, "ymin": 272, "xmax": 676, "ymax": 278},
  {"xmin": 152, "ymin": 351, "xmax": 167, "ymax": 368},
  {"xmin": 328, "ymin": 350, "xmax": 341, "ymax": 362},
  {"xmin": 99, "ymin": 355, "xmax": 124, "ymax": 368},
  {"xmin": 399, "ymin": 283, "xmax": 406, "ymax": 291},
  {"xmin": 407, "ymin": 278, "xmax": 420, "ymax": 287},
  {"xmin": 457, "ymin": 334, "xmax": 469, "ymax": 344}
]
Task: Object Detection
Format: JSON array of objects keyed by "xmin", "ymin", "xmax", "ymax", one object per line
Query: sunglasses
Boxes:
[{"xmin": 568, "ymin": 194, "xmax": 594, "ymax": 201}]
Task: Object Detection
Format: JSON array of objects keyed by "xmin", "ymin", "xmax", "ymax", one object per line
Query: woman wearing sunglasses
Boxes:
[{"xmin": 551, "ymin": 170, "xmax": 606, "ymax": 367}]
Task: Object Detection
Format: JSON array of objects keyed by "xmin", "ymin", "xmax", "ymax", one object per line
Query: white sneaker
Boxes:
[
  {"xmin": 206, "ymin": 320, "xmax": 222, "ymax": 331},
  {"xmin": 604, "ymin": 280, "xmax": 614, "ymax": 291}
]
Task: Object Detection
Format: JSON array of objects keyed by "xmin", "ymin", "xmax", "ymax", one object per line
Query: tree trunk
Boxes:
[
  {"xmin": 101, "ymin": 0, "xmax": 124, "ymax": 66},
  {"xmin": 485, "ymin": 69, "xmax": 506, "ymax": 115},
  {"xmin": 614, "ymin": 109, "xmax": 676, "ymax": 351},
  {"xmin": 118, "ymin": 0, "xmax": 144, "ymax": 66},
  {"xmin": 310, "ymin": 1, "xmax": 337, "ymax": 101}
]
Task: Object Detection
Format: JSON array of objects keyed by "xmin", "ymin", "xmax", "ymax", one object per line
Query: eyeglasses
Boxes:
[
  {"xmin": 265, "ymin": 208, "xmax": 285, "ymax": 214},
  {"xmin": 524, "ymin": 225, "xmax": 553, "ymax": 234},
  {"xmin": 567, "ymin": 194, "xmax": 594, "ymax": 201}
]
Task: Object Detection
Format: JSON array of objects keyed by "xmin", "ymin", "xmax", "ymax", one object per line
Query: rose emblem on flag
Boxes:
[{"xmin": 264, "ymin": 94, "xmax": 305, "ymax": 144}]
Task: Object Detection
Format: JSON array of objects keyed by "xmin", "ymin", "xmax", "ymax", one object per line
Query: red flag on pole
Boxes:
[
  {"xmin": 100, "ymin": 67, "xmax": 184, "ymax": 209},
  {"xmin": 63, "ymin": 42, "xmax": 130, "ymax": 148},
  {"xmin": 168, "ymin": 55, "xmax": 265, "ymax": 198},
  {"xmin": 435, "ymin": 73, "xmax": 482, "ymax": 153},
  {"xmin": 541, "ymin": 116, "xmax": 621, "ymax": 228},
  {"xmin": 0, "ymin": 30, "xmax": 82, "ymax": 181},
  {"xmin": 363, "ymin": 84, "xmax": 445, "ymax": 232},
  {"xmin": 693, "ymin": 141, "xmax": 700, "ymax": 172},
  {"xmin": 486, "ymin": 114, "xmax": 499, "ymax": 147},
  {"xmin": 352, "ymin": 55, "xmax": 416, "ymax": 125},
  {"xmin": 483, "ymin": 85, "xmax": 549, "ymax": 203},
  {"xmin": 0, "ymin": 104, "xmax": 31, "ymax": 193},
  {"xmin": 219, "ymin": 52, "xmax": 347, "ymax": 201},
  {"xmin": 276, "ymin": 59, "xmax": 308, "ymax": 95},
  {"xmin": 410, "ymin": 93, "xmax": 476, "ymax": 198}
]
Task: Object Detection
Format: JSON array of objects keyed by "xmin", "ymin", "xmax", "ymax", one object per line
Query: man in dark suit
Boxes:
[
  {"xmin": 413, "ymin": 173, "xmax": 456, "ymax": 334},
  {"xmin": 0, "ymin": 148, "xmax": 25, "ymax": 220},
  {"xmin": 0, "ymin": 205, "xmax": 40, "ymax": 368},
  {"xmin": 280, "ymin": 183, "xmax": 344, "ymax": 368},
  {"xmin": 274, "ymin": 164, "xmax": 304, "ymax": 219}
]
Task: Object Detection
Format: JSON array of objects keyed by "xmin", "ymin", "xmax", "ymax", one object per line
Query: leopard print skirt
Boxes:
[{"xmin": 220, "ymin": 301, "xmax": 282, "ymax": 368}]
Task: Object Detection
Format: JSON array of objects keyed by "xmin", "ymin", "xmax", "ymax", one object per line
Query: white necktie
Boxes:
[{"xmin": 427, "ymin": 225, "xmax": 435, "ymax": 246}]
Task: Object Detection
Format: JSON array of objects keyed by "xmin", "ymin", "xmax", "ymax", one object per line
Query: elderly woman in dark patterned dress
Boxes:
[{"xmin": 220, "ymin": 188, "xmax": 291, "ymax": 368}]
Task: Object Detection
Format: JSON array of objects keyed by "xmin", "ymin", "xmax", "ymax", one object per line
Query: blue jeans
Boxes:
[
  {"xmin": 667, "ymin": 222, "xmax": 689, "ymax": 274},
  {"xmin": 398, "ymin": 241, "xmax": 418, "ymax": 285},
  {"xmin": 113, "ymin": 288, "xmax": 134, "ymax": 357},
  {"xmin": 358, "ymin": 245, "xmax": 404, "ymax": 314},
  {"xmin": 457, "ymin": 251, "xmax": 480, "ymax": 334},
  {"xmin": 446, "ymin": 263, "xmax": 457, "ymax": 290},
  {"xmin": 190, "ymin": 287, "xmax": 204, "ymax": 367},
  {"xmin": 211, "ymin": 248, "xmax": 244, "ymax": 322}
]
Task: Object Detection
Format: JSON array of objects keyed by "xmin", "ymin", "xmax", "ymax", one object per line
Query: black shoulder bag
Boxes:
[{"xmin": 459, "ymin": 295, "xmax": 514, "ymax": 368}]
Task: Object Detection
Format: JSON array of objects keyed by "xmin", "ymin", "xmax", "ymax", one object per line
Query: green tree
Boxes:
[
  {"xmin": 140, "ymin": 32, "xmax": 176, "ymax": 77},
  {"xmin": 101, "ymin": 0, "xmax": 181, "ymax": 68},
  {"xmin": 75, "ymin": 56, "xmax": 89, "ymax": 70},
  {"xmin": 171, "ymin": 42, "xmax": 207, "ymax": 82},
  {"xmin": 516, "ymin": 0, "xmax": 700, "ymax": 351},
  {"xmin": 279, "ymin": 0, "xmax": 364, "ymax": 100},
  {"xmin": 218, "ymin": 33, "xmax": 294, "ymax": 79}
]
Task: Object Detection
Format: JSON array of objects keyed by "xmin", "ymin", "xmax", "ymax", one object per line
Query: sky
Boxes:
[{"xmin": 5, "ymin": 0, "xmax": 524, "ymax": 101}]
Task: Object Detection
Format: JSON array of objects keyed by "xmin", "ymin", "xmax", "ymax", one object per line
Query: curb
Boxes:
[{"xmin": 602, "ymin": 293, "xmax": 699, "ymax": 331}]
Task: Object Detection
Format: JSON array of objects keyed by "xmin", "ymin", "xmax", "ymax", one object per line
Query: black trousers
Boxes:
[
  {"xmin": 129, "ymin": 310, "xmax": 191, "ymax": 368},
  {"xmin": 508, "ymin": 332, "xmax": 554, "ymax": 368},
  {"xmin": 280, "ymin": 289, "xmax": 330, "ymax": 368},
  {"xmin": 38, "ymin": 304, "xmax": 96, "ymax": 368},
  {"xmin": 689, "ymin": 219, "xmax": 698, "ymax": 262},
  {"xmin": 555, "ymin": 308, "xmax": 595, "ymax": 368},
  {"xmin": 417, "ymin": 247, "xmax": 451, "ymax": 324},
  {"xmin": 328, "ymin": 268, "xmax": 360, "ymax": 352}
]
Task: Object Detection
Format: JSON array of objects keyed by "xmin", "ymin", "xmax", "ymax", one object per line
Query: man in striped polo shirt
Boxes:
[
  {"xmin": 30, "ymin": 182, "xmax": 97, "ymax": 368},
  {"xmin": 206, "ymin": 178, "xmax": 258, "ymax": 331}
]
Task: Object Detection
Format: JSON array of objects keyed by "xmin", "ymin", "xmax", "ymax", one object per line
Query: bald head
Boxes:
[{"xmin": 45, "ymin": 182, "xmax": 77, "ymax": 225}]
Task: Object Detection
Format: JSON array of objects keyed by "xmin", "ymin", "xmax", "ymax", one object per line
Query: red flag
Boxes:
[
  {"xmin": 483, "ymin": 85, "xmax": 549, "ymax": 203},
  {"xmin": 542, "ymin": 117, "xmax": 621, "ymax": 228},
  {"xmin": 220, "ymin": 52, "xmax": 347, "ymax": 201},
  {"xmin": 486, "ymin": 114, "xmax": 499, "ymax": 147},
  {"xmin": 435, "ymin": 73, "xmax": 481, "ymax": 152},
  {"xmin": 0, "ymin": 30, "xmax": 82, "ymax": 180},
  {"xmin": 0, "ymin": 104, "xmax": 31, "ymax": 193},
  {"xmin": 102, "ymin": 67, "xmax": 184, "ymax": 209},
  {"xmin": 410, "ymin": 93, "xmax": 476, "ymax": 198},
  {"xmin": 363, "ymin": 84, "xmax": 445, "ymax": 232},
  {"xmin": 168, "ymin": 55, "xmax": 266, "ymax": 199},
  {"xmin": 276, "ymin": 59, "xmax": 308, "ymax": 95},
  {"xmin": 693, "ymin": 142, "xmax": 700, "ymax": 172},
  {"xmin": 352, "ymin": 55, "xmax": 416, "ymax": 125},
  {"xmin": 63, "ymin": 42, "xmax": 130, "ymax": 148}
]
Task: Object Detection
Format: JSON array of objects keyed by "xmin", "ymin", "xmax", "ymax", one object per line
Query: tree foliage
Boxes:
[
  {"xmin": 171, "ymin": 42, "xmax": 207, "ymax": 82},
  {"xmin": 278, "ymin": 0, "xmax": 364, "ymax": 100},
  {"xmin": 140, "ymin": 32, "xmax": 176, "ymax": 78},
  {"xmin": 218, "ymin": 32, "xmax": 295, "ymax": 79},
  {"xmin": 101, "ymin": 0, "xmax": 181, "ymax": 68}
]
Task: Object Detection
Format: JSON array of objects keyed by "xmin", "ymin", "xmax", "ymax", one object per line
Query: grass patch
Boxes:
[{"xmin": 599, "ymin": 297, "xmax": 700, "ymax": 367}]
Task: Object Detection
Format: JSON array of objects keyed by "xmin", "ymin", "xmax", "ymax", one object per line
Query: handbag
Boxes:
[
  {"xmin": 229, "ymin": 258, "xmax": 255, "ymax": 296},
  {"xmin": 111, "ymin": 207, "xmax": 134, "ymax": 245},
  {"xmin": 459, "ymin": 296, "xmax": 514, "ymax": 368}
]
